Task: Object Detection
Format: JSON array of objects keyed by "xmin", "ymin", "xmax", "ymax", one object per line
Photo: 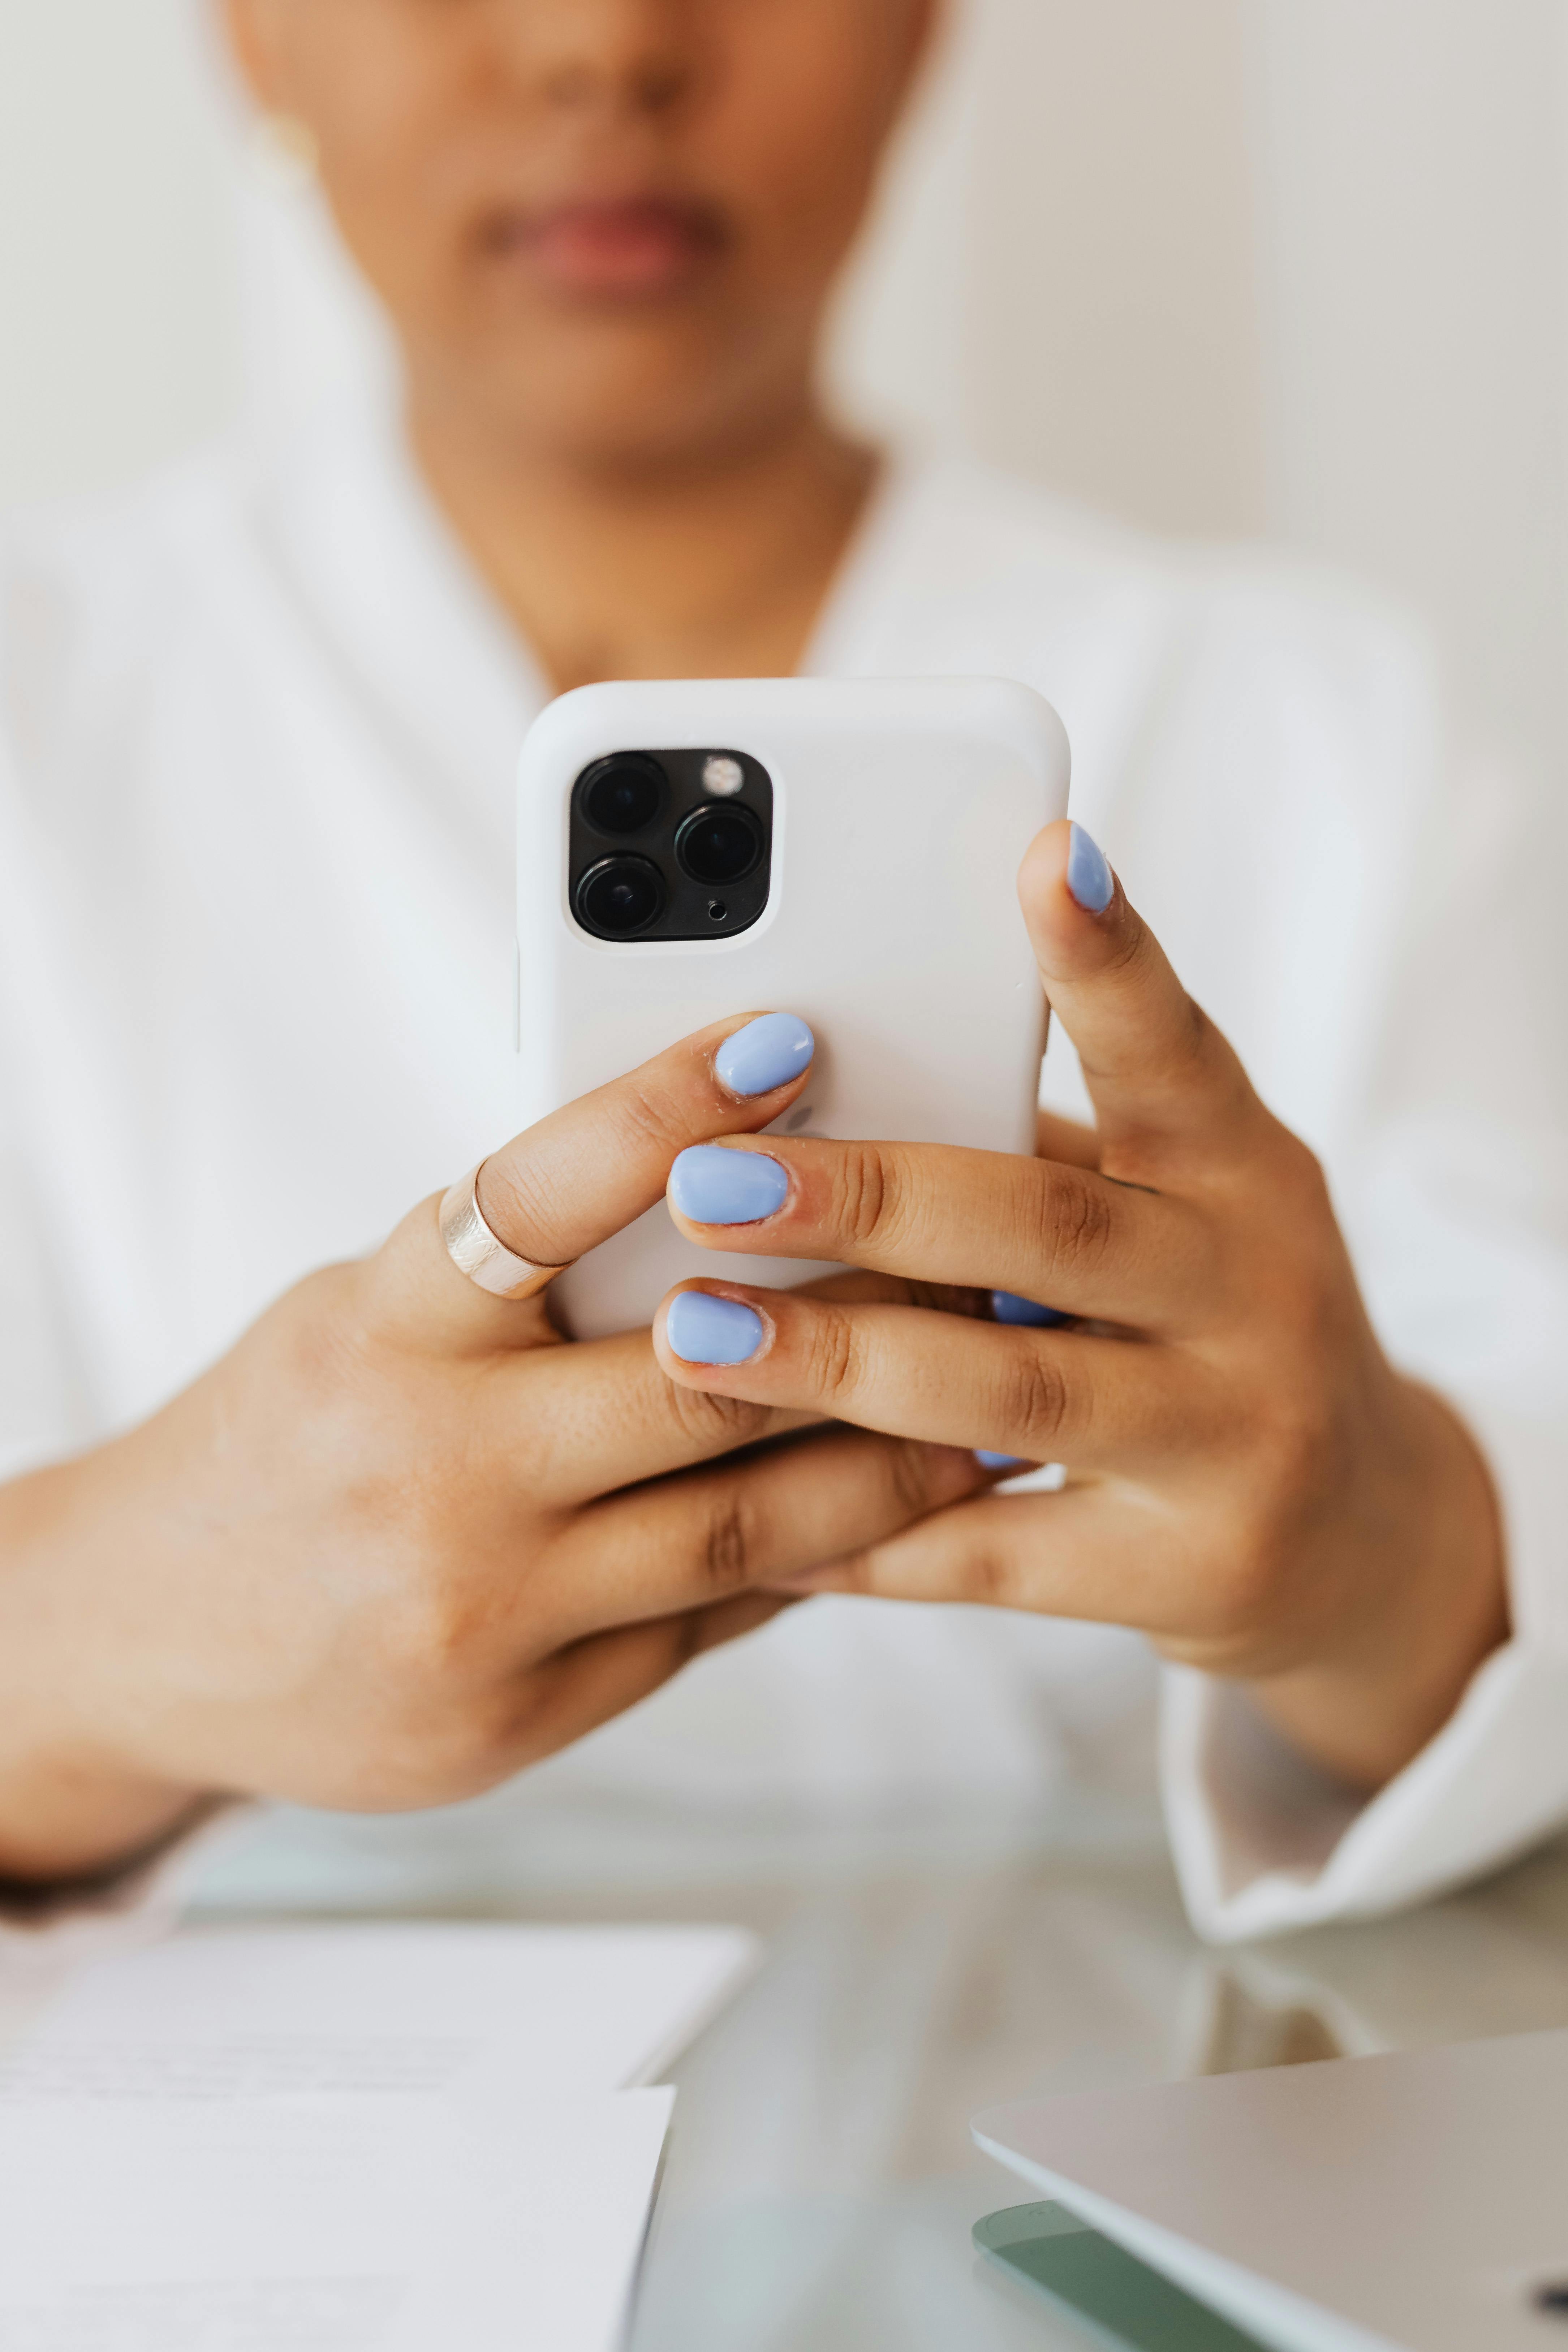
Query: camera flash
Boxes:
[{"xmin": 702, "ymin": 755, "xmax": 745, "ymax": 798}]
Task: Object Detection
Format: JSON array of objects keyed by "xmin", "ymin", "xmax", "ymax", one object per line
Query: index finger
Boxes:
[
  {"xmin": 1020, "ymin": 819, "xmax": 1262, "ymax": 1170},
  {"xmin": 369, "ymin": 1011, "xmax": 816, "ymax": 1352},
  {"xmin": 662, "ymin": 1134, "xmax": 1202, "ymax": 1330}
]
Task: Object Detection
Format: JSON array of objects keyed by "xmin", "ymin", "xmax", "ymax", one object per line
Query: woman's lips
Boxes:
[{"xmin": 485, "ymin": 198, "xmax": 727, "ymax": 298}]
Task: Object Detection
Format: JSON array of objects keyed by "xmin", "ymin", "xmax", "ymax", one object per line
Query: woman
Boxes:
[{"xmin": 0, "ymin": 0, "xmax": 1560, "ymax": 1942}]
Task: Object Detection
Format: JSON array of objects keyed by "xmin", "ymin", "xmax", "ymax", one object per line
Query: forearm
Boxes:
[
  {"xmin": 1245, "ymin": 1383, "xmax": 1509, "ymax": 1793},
  {"xmin": 0, "ymin": 1458, "xmax": 204, "ymax": 1885}
]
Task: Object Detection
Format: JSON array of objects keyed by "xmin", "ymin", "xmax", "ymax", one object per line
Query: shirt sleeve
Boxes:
[{"xmin": 1161, "ymin": 709, "xmax": 1568, "ymax": 1942}]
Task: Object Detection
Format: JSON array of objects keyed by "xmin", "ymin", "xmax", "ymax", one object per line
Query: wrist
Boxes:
[
  {"xmin": 0, "ymin": 1457, "xmax": 211, "ymax": 1886},
  {"xmin": 1247, "ymin": 1381, "xmax": 1509, "ymax": 1792}
]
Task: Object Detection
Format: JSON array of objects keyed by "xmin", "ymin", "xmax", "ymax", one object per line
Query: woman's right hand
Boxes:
[{"xmin": 0, "ymin": 1016, "xmax": 983, "ymax": 1884}]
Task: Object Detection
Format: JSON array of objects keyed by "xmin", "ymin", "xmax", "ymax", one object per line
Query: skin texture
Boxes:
[
  {"xmin": 224, "ymin": 0, "xmax": 936, "ymax": 685},
  {"xmin": 0, "ymin": 1021, "xmax": 982, "ymax": 1883},
  {"xmin": 653, "ymin": 825, "xmax": 1509, "ymax": 1793},
  {"xmin": 0, "ymin": 7, "xmax": 1509, "ymax": 1877}
]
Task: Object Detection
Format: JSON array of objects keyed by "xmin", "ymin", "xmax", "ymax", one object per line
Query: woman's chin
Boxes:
[{"xmin": 444, "ymin": 331, "xmax": 775, "ymax": 475}]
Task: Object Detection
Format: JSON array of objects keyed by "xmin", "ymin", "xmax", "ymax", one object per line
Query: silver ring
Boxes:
[{"xmin": 437, "ymin": 1164, "xmax": 570, "ymax": 1302}]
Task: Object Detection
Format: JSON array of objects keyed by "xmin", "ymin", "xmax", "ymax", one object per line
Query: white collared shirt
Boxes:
[{"xmin": 3, "ymin": 404, "xmax": 1567, "ymax": 1948}]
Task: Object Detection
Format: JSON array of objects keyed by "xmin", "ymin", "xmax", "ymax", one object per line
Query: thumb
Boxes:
[
  {"xmin": 366, "ymin": 1010, "xmax": 817, "ymax": 1355},
  {"xmin": 1018, "ymin": 819, "xmax": 1257, "ymax": 1166}
]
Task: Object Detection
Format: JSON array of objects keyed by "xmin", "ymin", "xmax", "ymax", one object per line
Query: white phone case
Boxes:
[{"xmin": 517, "ymin": 677, "xmax": 1071, "ymax": 1339}]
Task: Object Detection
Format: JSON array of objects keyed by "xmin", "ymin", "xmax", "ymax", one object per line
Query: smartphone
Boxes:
[{"xmin": 516, "ymin": 676, "xmax": 1071, "ymax": 1340}]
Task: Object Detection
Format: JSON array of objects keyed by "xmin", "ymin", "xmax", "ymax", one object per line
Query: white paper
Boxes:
[
  {"xmin": 0, "ymin": 1924, "xmax": 757, "ymax": 2349},
  {"xmin": 11, "ymin": 1922, "xmax": 758, "ymax": 2100},
  {"xmin": 0, "ymin": 2083, "xmax": 674, "ymax": 2352}
]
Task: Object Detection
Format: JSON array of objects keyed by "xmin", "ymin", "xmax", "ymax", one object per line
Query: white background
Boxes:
[{"xmin": 3, "ymin": 0, "xmax": 1566, "ymax": 781}]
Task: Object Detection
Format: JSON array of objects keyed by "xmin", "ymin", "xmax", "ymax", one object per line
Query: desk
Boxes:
[{"xmin": 179, "ymin": 1783, "xmax": 1568, "ymax": 2351}]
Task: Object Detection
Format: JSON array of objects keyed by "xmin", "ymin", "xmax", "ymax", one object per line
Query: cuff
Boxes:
[{"xmin": 1161, "ymin": 1639, "xmax": 1568, "ymax": 1944}]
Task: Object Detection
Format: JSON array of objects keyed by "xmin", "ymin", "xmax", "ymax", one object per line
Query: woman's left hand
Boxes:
[{"xmin": 651, "ymin": 819, "xmax": 1509, "ymax": 1792}]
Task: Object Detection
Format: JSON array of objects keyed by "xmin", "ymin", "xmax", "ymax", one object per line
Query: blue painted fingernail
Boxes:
[
  {"xmin": 977, "ymin": 1451, "xmax": 1032, "ymax": 1472},
  {"xmin": 670, "ymin": 1145, "xmax": 790, "ymax": 1225},
  {"xmin": 1066, "ymin": 823, "xmax": 1114, "ymax": 914},
  {"xmin": 991, "ymin": 1290, "xmax": 1069, "ymax": 1329},
  {"xmin": 666, "ymin": 1290, "xmax": 765, "ymax": 1365},
  {"xmin": 715, "ymin": 1013, "xmax": 815, "ymax": 1099}
]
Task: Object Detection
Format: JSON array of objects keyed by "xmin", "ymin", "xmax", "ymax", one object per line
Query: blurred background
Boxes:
[{"xmin": 3, "ymin": 0, "xmax": 1566, "ymax": 784}]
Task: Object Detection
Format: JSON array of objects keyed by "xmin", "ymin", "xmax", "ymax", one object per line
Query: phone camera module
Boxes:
[
  {"xmin": 675, "ymin": 802, "xmax": 763, "ymax": 887},
  {"xmin": 576, "ymin": 855, "xmax": 666, "ymax": 938},
  {"xmin": 568, "ymin": 745, "xmax": 771, "ymax": 944},
  {"xmin": 579, "ymin": 754, "xmax": 665, "ymax": 837}
]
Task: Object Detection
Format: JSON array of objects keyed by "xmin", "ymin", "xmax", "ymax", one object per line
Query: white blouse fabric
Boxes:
[{"xmin": 3, "ymin": 405, "xmax": 1567, "ymax": 1951}]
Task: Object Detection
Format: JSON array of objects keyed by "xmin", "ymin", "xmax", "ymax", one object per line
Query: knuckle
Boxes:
[
  {"xmin": 829, "ymin": 1141, "xmax": 895, "ymax": 1249},
  {"xmin": 608, "ymin": 1076, "xmax": 701, "ymax": 1160},
  {"xmin": 1175, "ymin": 995, "xmax": 1222, "ymax": 1079},
  {"xmin": 1039, "ymin": 1166, "xmax": 1116, "ymax": 1277},
  {"xmin": 341, "ymin": 1705, "xmax": 517, "ymax": 1813},
  {"xmin": 701, "ymin": 1485, "xmax": 763, "ymax": 1596},
  {"xmin": 359, "ymin": 1487, "xmax": 510, "ymax": 1692},
  {"xmin": 266, "ymin": 1264, "xmax": 379, "ymax": 1398},
  {"xmin": 804, "ymin": 1305, "xmax": 863, "ymax": 1407},
  {"xmin": 884, "ymin": 1437, "xmax": 939, "ymax": 1522},
  {"xmin": 998, "ymin": 1344, "xmax": 1074, "ymax": 1458},
  {"xmin": 1252, "ymin": 1381, "xmax": 1342, "ymax": 1504},
  {"xmin": 477, "ymin": 1151, "xmax": 574, "ymax": 1270},
  {"xmin": 372, "ymin": 1559, "xmax": 487, "ymax": 1690},
  {"xmin": 1138, "ymin": 972, "xmax": 1222, "ymax": 1092},
  {"xmin": 1103, "ymin": 918, "xmax": 1198, "ymax": 1050}
]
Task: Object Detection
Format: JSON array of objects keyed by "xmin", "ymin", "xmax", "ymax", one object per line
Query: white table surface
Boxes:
[{"xmin": 139, "ymin": 1770, "xmax": 1568, "ymax": 2352}]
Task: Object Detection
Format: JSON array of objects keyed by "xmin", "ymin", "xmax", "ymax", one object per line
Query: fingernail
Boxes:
[
  {"xmin": 976, "ymin": 1451, "xmax": 1032, "ymax": 1472},
  {"xmin": 991, "ymin": 1290, "xmax": 1069, "ymax": 1330},
  {"xmin": 716, "ymin": 1013, "xmax": 815, "ymax": 1099},
  {"xmin": 1066, "ymin": 823, "xmax": 1114, "ymax": 915},
  {"xmin": 666, "ymin": 1290, "xmax": 766, "ymax": 1366},
  {"xmin": 669, "ymin": 1144, "xmax": 790, "ymax": 1225}
]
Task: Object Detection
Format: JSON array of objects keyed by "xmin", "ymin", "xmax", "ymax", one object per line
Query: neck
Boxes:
[{"xmin": 408, "ymin": 380, "xmax": 878, "ymax": 692}]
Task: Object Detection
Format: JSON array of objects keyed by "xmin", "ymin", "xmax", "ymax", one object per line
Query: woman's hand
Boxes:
[
  {"xmin": 652, "ymin": 823, "xmax": 1509, "ymax": 1793},
  {"xmin": 0, "ymin": 1016, "xmax": 983, "ymax": 1884}
]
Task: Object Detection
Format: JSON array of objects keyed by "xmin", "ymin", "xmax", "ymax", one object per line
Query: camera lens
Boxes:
[
  {"xmin": 578, "ymin": 755, "xmax": 665, "ymax": 837},
  {"xmin": 575, "ymin": 856, "xmax": 665, "ymax": 938},
  {"xmin": 675, "ymin": 802, "xmax": 763, "ymax": 887}
]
